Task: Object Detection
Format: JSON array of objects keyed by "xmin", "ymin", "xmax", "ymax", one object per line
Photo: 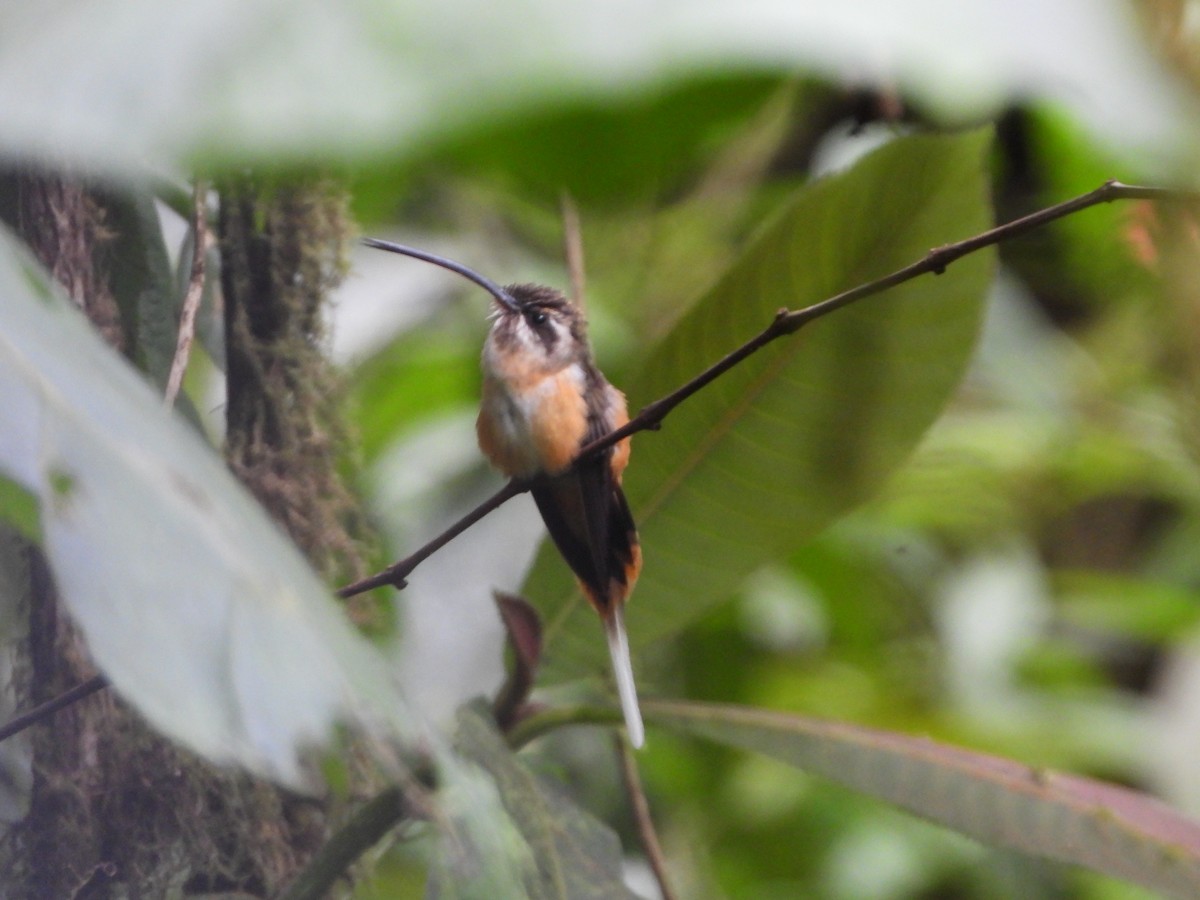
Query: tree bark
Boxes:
[{"xmin": 0, "ymin": 169, "xmax": 330, "ymax": 898}]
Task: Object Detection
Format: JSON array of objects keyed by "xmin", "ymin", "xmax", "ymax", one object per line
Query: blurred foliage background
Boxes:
[
  {"xmin": 4, "ymin": 1, "xmax": 1200, "ymax": 897},
  {"xmin": 342, "ymin": 47, "xmax": 1200, "ymax": 900}
]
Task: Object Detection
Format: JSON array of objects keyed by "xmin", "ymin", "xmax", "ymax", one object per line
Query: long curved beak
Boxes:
[{"xmin": 362, "ymin": 237, "xmax": 522, "ymax": 313}]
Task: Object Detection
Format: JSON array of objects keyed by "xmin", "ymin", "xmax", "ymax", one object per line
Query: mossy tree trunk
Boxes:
[{"xmin": 0, "ymin": 169, "xmax": 368, "ymax": 898}]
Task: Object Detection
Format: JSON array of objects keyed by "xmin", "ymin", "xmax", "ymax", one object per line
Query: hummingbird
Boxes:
[{"xmin": 363, "ymin": 239, "xmax": 645, "ymax": 748}]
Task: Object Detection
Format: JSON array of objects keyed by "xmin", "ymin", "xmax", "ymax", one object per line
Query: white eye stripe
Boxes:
[
  {"xmin": 503, "ymin": 310, "xmax": 580, "ymax": 369},
  {"xmin": 519, "ymin": 313, "xmax": 565, "ymax": 338}
]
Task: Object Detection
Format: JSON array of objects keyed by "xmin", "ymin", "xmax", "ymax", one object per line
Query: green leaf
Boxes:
[
  {"xmin": 1054, "ymin": 570, "xmax": 1200, "ymax": 642},
  {"xmin": 428, "ymin": 753, "xmax": 537, "ymax": 900},
  {"xmin": 351, "ymin": 317, "xmax": 483, "ymax": 465},
  {"xmin": 1018, "ymin": 106, "xmax": 1160, "ymax": 308},
  {"xmin": 102, "ymin": 187, "xmax": 179, "ymax": 391},
  {"xmin": 0, "ymin": 2, "xmax": 1181, "ymax": 177},
  {"xmin": 419, "ymin": 73, "xmax": 786, "ymax": 209},
  {"xmin": 527, "ymin": 130, "xmax": 995, "ymax": 682},
  {"xmin": 0, "ymin": 475, "xmax": 39, "ymax": 542},
  {"xmin": 0, "ymin": 231, "xmax": 413, "ymax": 787},
  {"xmin": 430, "ymin": 704, "xmax": 635, "ymax": 900},
  {"xmin": 650, "ymin": 700, "xmax": 1200, "ymax": 898}
]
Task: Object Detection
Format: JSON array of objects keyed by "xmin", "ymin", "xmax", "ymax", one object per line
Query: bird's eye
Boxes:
[{"xmin": 527, "ymin": 310, "xmax": 548, "ymax": 326}]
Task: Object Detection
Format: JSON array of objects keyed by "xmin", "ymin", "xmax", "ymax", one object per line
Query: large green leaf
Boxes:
[
  {"xmin": 650, "ymin": 700, "xmax": 1200, "ymax": 898},
  {"xmin": 527, "ymin": 131, "xmax": 995, "ymax": 682},
  {"xmin": 0, "ymin": 230, "xmax": 410, "ymax": 786}
]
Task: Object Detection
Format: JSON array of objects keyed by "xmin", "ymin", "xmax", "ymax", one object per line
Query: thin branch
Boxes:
[
  {"xmin": 163, "ymin": 180, "xmax": 208, "ymax": 408},
  {"xmin": 615, "ymin": 734, "xmax": 678, "ymax": 900},
  {"xmin": 560, "ymin": 192, "xmax": 586, "ymax": 308},
  {"xmin": 581, "ymin": 180, "xmax": 1190, "ymax": 458},
  {"xmin": 337, "ymin": 479, "xmax": 526, "ymax": 597},
  {"xmin": 338, "ymin": 180, "xmax": 1193, "ymax": 597},
  {"xmin": 0, "ymin": 674, "xmax": 108, "ymax": 742}
]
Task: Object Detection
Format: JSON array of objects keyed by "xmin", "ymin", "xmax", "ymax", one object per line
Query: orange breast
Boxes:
[
  {"xmin": 530, "ymin": 372, "xmax": 590, "ymax": 474},
  {"xmin": 477, "ymin": 367, "xmax": 590, "ymax": 478}
]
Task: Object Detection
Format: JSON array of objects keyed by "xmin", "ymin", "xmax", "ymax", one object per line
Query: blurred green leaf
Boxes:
[
  {"xmin": 1008, "ymin": 107, "xmax": 1159, "ymax": 316},
  {"xmin": 0, "ymin": 231, "xmax": 413, "ymax": 786},
  {"xmin": 0, "ymin": 476, "xmax": 39, "ymax": 542},
  {"xmin": 528, "ymin": 130, "xmax": 995, "ymax": 682},
  {"xmin": 102, "ymin": 186, "xmax": 212, "ymax": 430},
  {"xmin": 0, "ymin": 2, "xmax": 1183, "ymax": 177},
  {"xmin": 429, "ymin": 752, "xmax": 536, "ymax": 900},
  {"xmin": 102, "ymin": 187, "xmax": 177, "ymax": 391},
  {"xmin": 651, "ymin": 700, "xmax": 1200, "ymax": 899},
  {"xmin": 419, "ymin": 73, "xmax": 785, "ymax": 209},
  {"xmin": 352, "ymin": 319, "xmax": 482, "ymax": 464},
  {"xmin": 1054, "ymin": 570, "xmax": 1200, "ymax": 642},
  {"xmin": 430, "ymin": 705, "xmax": 635, "ymax": 899}
]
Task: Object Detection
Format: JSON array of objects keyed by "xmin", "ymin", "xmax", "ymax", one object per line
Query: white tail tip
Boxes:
[{"xmin": 604, "ymin": 606, "xmax": 644, "ymax": 749}]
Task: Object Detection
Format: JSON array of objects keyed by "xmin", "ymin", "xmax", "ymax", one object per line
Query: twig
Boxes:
[
  {"xmin": 561, "ymin": 192, "xmax": 586, "ymax": 308},
  {"xmin": 337, "ymin": 479, "xmax": 526, "ymax": 597},
  {"xmin": 341, "ymin": 181, "xmax": 1188, "ymax": 598},
  {"xmin": 0, "ymin": 674, "xmax": 108, "ymax": 742},
  {"xmin": 614, "ymin": 734, "xmax": 678, "ymax": 900},
  {"xmin": 163, "ymin": 181, "xmax": 208, "ymax": 408},
  {"xmin": 579, "ymin": 180, "xmax": 1188, "ymax": 458}
]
